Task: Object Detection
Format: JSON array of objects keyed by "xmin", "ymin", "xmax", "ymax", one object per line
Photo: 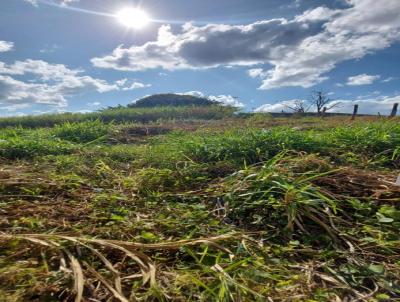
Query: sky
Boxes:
[{"xmin": 1, "ymin": 0, "xmax": 400, "ymax": 116}]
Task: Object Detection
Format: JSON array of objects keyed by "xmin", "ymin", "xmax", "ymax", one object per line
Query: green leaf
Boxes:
[
  {"xmin": 377, "ymin": 213, "xmax": 394, "ymax": 223},
  {"xmin": 141, "ymin": 231, "xmax": 157, "ymax": 241},
  {"xmin": 379, "ymin": 206, "xmax": 400, "ymax": 220},
  {"xmin": 376, "ymin": 293, "xmax": 390, "ymax": 300},
  {"xmin": 378, "ymin": 217, "xmax": 394, "ymax": 223},
  {"xmin": 368, "ymin": 264, "xmax": 385, "ymax": 274},
  {"xmin": 110, "ymin": 214, "xmax": 125, "ymax": 221},
  {"xmin": 360, "ymin": 237, "xmax": 376, "ymax": 243}
]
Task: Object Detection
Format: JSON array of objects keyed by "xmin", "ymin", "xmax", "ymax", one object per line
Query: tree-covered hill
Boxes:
[{"xmin": 128, "ymin": 93, "xmax": 222, "ymax": 108}]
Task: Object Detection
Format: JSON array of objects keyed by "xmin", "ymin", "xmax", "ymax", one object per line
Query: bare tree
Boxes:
[
  {"xmin": 285, "ymin": 99, "xmax": 309, "ymax": 113},
  {"xmin": 310, "ymin": 90, "xmax": 341, "ymax": 114}
]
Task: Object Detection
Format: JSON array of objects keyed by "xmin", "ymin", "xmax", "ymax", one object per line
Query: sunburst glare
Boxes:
[{"xmin": 115, "ymin": 8, "xmax": 150, "ymax": 29}]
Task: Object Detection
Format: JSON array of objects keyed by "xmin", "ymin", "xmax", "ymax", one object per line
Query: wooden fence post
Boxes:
[
  {"xmin": 390, "ymin": 103, "xmax": 398, "ymax": 118},
  {"xmin": 351, "ymin": 104, "xmax": 358, "ymax": 121}
]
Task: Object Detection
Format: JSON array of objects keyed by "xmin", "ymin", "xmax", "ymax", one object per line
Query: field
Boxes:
[{"xmin": 0, "ymin": 108, "xmax": 399, "ymax": 301}]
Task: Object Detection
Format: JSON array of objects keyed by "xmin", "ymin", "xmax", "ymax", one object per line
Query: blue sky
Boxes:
[{"xmin": 1, "ymin": 0, "xmax": 400, "ymax": 116}]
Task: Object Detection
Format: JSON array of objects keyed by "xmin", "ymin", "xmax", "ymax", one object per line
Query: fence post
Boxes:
[
  {"xmin": 351, "ymin": 104, "xmax": 358, "ymax": 121},
  {"xmin": 390, "ymin": 103, "xmax": 398, "ymax": 118}
]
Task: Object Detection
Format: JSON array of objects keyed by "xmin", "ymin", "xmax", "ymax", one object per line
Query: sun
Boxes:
[{"xmin": 116, "ymin": 8, "xmax": 150, "ymax": 29}]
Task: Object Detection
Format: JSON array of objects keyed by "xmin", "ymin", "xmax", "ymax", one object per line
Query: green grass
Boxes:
[
  {"xmin": 133, "ymin": 121, "xmax": 400, "ymax": 169},
  {"xmin": 0, "ymin": 105, "xmax": 236, "ymax": 128},
  {"xmin": 0, "ymin": 127, "xmax": 79, "ymax": 159},
  {"xmin": 51, "ymin": 119, "xmax": 111, "ymax": 143},
  {"xmin": 0, "ymin": 114, "xmax": 399, "ymax": 301}
]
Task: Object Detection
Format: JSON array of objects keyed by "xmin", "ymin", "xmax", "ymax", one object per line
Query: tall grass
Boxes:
[
  {"xmin": 0, "ymin": 135, "xmax": 78, "ymax": 159},
  {"xmin": 0, "ymin": 106, "xmax": 235, "ymax": 128},
  {"xmin": 0, "ymin": 121, "xmax": 108, "ymax": 159},
  {"xmin": 52, "ymin": 120, "xmax": 110, "ymax": 143},
  {"xmin": 140, "ymin": 121, "xmax": 400, "ymax": 168},
  {"xmin": 0, "ymin": 119, "xmax": 398, "ymax": 166}
]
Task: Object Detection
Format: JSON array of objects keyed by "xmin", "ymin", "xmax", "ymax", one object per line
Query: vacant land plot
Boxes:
[{"xmin": 0, "ymin": 112, "xmax": 399, "ymax": 301}]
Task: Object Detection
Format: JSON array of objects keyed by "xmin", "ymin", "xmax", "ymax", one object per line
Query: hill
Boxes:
[{"xmin": 128, "ymin": 93, "xmax": 222, "ymax": 108}]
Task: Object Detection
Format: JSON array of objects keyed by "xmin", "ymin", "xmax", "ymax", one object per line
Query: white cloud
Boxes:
[
  {"xmin": 77, "ymin": 109, "xmax": 93, "ymax": 114},
  {"xmin": 346, "ymin": 74, "xmax": 380, "ymax": 86},
  {"xmin": 254, "ymin": 100, "xmax": 308, "ymax": 113},
  {"xmin": 115, "ymin": 78, "xmax": 128, "ymax": 87},
  {"xmin": 295, "ymin": 6, "xmax": 338, "ymax": 22},
  {"xmin": 0, "ymin": 111, "xmax": 27, "ymax": 118},
  {"xmin": 183, "ymin": 91, "xmax": 244, "ymax": 108},
  {"xmin": 40, "ymin": 44, "xmax": 60, "ymax": 54},
  {"xmin": 87, "ymin": 102, "xmax": 101, "ymax": 107},
  {"xmin": 113, "ymin": 78, "xmax": 151, "ymax": 90},
  {"xmin": 0, "ymin": 59, "xmax": 81, "ymax": 79},
  {"xmin": 382, "ymin": 77, "xmax": 397, "ymax": 83},
  {"xmin": 114, "ymin": 78, "xmax": 151, "ymax": 90},
  {"xmin": 0, "ymin": 59, "xmax": 147, "ymax": 109},
  {"xmin": 329, "ymin": 97, "xmax": 400, "ymax": 115},
  {"xmin": 24, "ymin": 0, "xmax": 79, "ymax": 7},
  {"xmin": 92, "ymin": 0, "xmax": 400, "ymax": 89},
  {"xmin": 60, "ymin": 0, "xmax": 79, "ymax": 6},
  {"xmin": 255, "ymin": 95, "xmax": 400, "ymax": 115},
  {"xmin": 208, "ymin": 95, "xmax": 244, "ymax": 108},
  {"xmin": 92, "ymin": 20, "xmax": 317, "ymax": 73},
  {"xmin": 122, "ymin": 82, "xmax": 151, "ymax": 90},
  {"xmin": 0, "ymin": 41, "xmax": 14, "ymax": 52},
  {"xmin": 23, "ymin": 0, "xmax": 38, "ymax": 6},
  {"xmin": 281, "ymin": 0, "xmax": 303, "ymax": 9},
  {"xmin": 248, "ymin": 68, "xmax": 267, "ymax": 79},
  {"xmin": 0, "ymin": 74, "xmax": 68, "ymax": 107},
  {"xmin": 24, "ymin": 0, "xmax": 38, "ymax": 5},
  {"xmin": 0, "ymin": 103, "xmax": 31, "ymax": 112}
]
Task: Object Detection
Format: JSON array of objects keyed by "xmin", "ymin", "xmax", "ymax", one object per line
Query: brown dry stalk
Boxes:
[
  {"xmin": 0, "ymin": 232, "xmax": 239, "ymax": 300},
  {"xmin": 0, "ymin": 232, "xmax": 238, "ymax": 251}
]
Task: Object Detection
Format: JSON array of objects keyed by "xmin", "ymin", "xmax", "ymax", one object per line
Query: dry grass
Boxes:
[{"xmin": 0, "ymin": 232, "xmax": 240, "ymax": 301}]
